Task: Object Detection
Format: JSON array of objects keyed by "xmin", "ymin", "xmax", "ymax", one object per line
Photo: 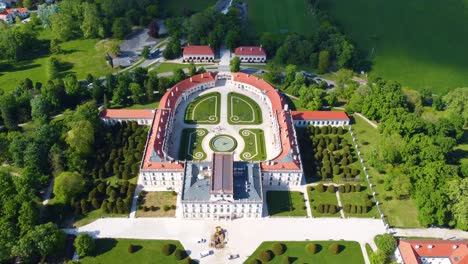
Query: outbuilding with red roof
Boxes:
[
  {"xmin": 0, "ymin": 7, "xmax": 29, "ymax": 23},
  {"xmin": 395, "ymin": 240, "xmax": 468, "ymax": 264},
  {"xmin": 291, "ymin": 110, "xmax": 350, "ymax": 127},
  {"xmin": 183, "ymin": 45, "xmax": 215, "ymax": 62},
  {"xmin": 234, "ymin": 46, "xmax": 266, "ymax": 63}
]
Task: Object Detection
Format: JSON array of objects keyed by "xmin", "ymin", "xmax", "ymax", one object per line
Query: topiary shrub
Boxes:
[
  {"xmin": 328, "ymin": 243, "xmax": 340, "ymax": 254},
  {"xmin": 344, "ymin": 183, "xmax": 350, "ymax": 193},
  {"xmin": 329, "ymin": 205, "xmax": 337, "ymax": 214},
  {"xmin": 375, "ymin": 234, "xmax": 397, "ymax": 255},
  {"xmin": 259, "ymin": 249, "xmax": 273, "ymax": 262},
  {"xmin": 305, "ymin": 243, "xmax": 318, "ymax": 255},
  {"xmin": 182, "ymin": 257, "xmax": 193, "ymax": 264},
  {"xmin": 338, "ymin": 185, "xmax": 345, "ymax": 193},
  {"xmin": 282, "ymin": 255, "xmax": 292, "ymax": 264},
  {"xmin": 174, "ymin": 249, "xmax": 186, "ymax": 260},
  {"xmin": 163, "ymin": 205, "xmax": 171, "ymax": 211},
  {"xmin": 327, "ymin": 185, "xmax": 335, "ymax": 193},
  {"xmin": 316, "ymin": 184, "xmax": 324, "ymax": 193},
  {"xmin": 355, "ymin": 183, "xmax": 361, "ymax": 192},
  {"xmin": 128, "ymin": 244, "xmax": 135, "ymax": 253},
  {"xmin": 272, "ymin": 242, "xmax": 286, "ymax": 255},
  {"xmin": 249, "ymin": 259, "xmax": 261, "ymax": 264},
  {"xmin": 161, "ymin": 243, "xmax": 175, "ymax": 256},
  {"xmin": 350, "ymin": 205, "xmax": 357, "ymax": 214},
  {"xmin": 343, "ymin": 204, "xmax": 351, "ymax": 213},
  {"xmin": 356, "ymin": 205, "xmax": 362, "ymax": 214},
  {"xmin": 317, "ymin": 204, "xmax": 324, "ymax": 213}
]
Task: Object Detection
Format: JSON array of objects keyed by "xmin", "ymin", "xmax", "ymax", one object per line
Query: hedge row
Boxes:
[
  {"xmin": 316, "ymin": 204, "xmax": 338, "ymax": 214},
  {"xmin": 307, "ymin": 125, "xmax": 345, "ymax": 135},
  {"xmin": 342, "ymin": 204, "xmax": 370, "ymax": 214},
  {"xmin": 338, "ymin": 183, "xmax": 361, "ymax": 193},
  {"xmin": 315, "ymin": 184, "xmax": 336, "ymax": 193}
]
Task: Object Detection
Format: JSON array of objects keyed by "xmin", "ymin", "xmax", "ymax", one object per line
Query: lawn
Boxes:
[
  {"xmin": 246, "ymin": 0, "xmax": 319, "ymax": 34},
  {"xmin": 350, "ymin": 114, "xmax": 421, "ymax": 227},
  {"xmin": 322, "ymin": 0, "xmax": 468, "ymax": 94},
  {"xmin": 152, "ymin": 62, "xmax": 212, "ymax": 74},
  {"xmin": 308, "ymin": 186, "xmax": 341, "ymax": 217},
  {"xmin": 239, "ymin": 129, "xmax": 267, "ymax": 161},
  {"xmin": 73, "ymin": 209, "xmax": 127, "ymax": 228},
  {"xmin": 123, "ymin": 101, "xmax": 160, "ymax": 109},
  {"xmin": 178, "ymin": 128, "xmax": 209, "ymax": 161},
  {"xmin": 266, "ymin": 191, "xmax": 307, "ymax": 217},
  {"xmin": 159, "ymin": 0, "xmax": 217, "ymax": 17},
  {"xmin": 184, "ymin": 92, "xmax": 220, "ymax": 124},
  {"xmin": 79, "ymin": 238, "xmax": 186, "ymax": 264},
  {"xmin": 136, "ymin": 191, "xmax": 177, "ymax": 217},
  {"xmin": 227, "ymin": 92, "xmax": 263, "ymax": 124},
  {"xmin": 246, "ymin": 241, "xmax": 365, "ymax": 264},
  {"xmin": 0, "ymin": 35, "xmax": 116, "ymax": 93}
]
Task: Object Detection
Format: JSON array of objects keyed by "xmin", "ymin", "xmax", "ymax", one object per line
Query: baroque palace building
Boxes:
[{"xmin": 100, "ymin": 72, "xmax": 350, "ymax": 220}]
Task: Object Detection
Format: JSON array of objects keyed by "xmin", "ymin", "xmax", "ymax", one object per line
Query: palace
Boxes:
[{"xmin": 100, "ymin": 71, "xmax": 349, "ymax": 220}]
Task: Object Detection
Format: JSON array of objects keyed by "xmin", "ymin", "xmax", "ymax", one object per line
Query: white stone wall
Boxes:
[
  {"xmin": 101, "ymin": 118, "xmax": 152, "ymax": 126},
  {"xmin": 293, "ymin": 119, "xmax": 349, "ymax": 127},
  {"xmin": 183, "ymin": 54, "xmax": 214, "ymax": 62},
  {"xmin": 261, "ymin": 171, "xmax": 302, "ymax": 186},
  {"xmin": 182, "ymin": 201, "xmax": 263, "ymax": 219},
  {"xmin": 140, "ymin": 171, "xmax": 184, "ymax": 190},
  {"xmin": 236, "ymin": 55, "xmax": 266, "ymax": 63}
]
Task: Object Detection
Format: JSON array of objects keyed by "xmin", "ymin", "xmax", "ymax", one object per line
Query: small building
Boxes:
[
  {"xmin": 395, "ymin": 240, "xmax": 468, "ymax": 264},
  {"xmin": 182, "ymin": 45, "xmax": 215, "ymax": 62},
  {"xmin": 291, "ymin": 111, "xmax": 350, "ymax": 127},
  {"xmin": 0, "ymin": 8, "xmax": 29, "ymax": 23},
  {"xmin": 234, "ymin": 46, "xmax": 266, "ymax": 63},
  {"xmin": 0, "ymin": 2, "xmax": 8, "ymax": 10},
  {"xmin": 99, "ymin": 109, "xmax": 155, "ymax": 126}
]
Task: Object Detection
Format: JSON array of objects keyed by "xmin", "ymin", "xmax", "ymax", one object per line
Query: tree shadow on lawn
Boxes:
[
  {"xmin": 0, "ymin": 61, "xmax": 41, "ymax": 73},
  {"xmin": 92, "ymin": 238, "xmax": 118, "ymax": 257},
  {"xmin": 267, "ymin": 191, "xmax": 293, "ymax": 215}
]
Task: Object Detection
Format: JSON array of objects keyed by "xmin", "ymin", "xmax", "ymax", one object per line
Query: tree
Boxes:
[
  {"xmin": 172, "ymin": 69, "xmax": 186, "ymax": 83},
  {"xmin": 30, "ymin": 223, "xmax": 66, "ymax": 262},
  {"xmin": 66, "ymin": 120, "xmax": 95, "ymax": 157},
  {"xmin": 284, "ymin": 65, "xmax": 297, "ymax": 86},
  {"xmin": 148, "ymin": 20, "xmax": 159, "ymax": 38},
  {"xmin": 188, "ymin": 63, "xmax": 197, "ymax": 76},
  {"xmin": 129, "ymin": 83, "xmax": 144, "ymax": 104},
  {"xmin": 318, "ymin": 50, "xmax": 330, "ymax": 74},
  {"xmin": 225, "ymin": 30, "xmax": 240, "ymax": 51},
  {"xmin": 47, "ymin": 57, "xmax": 60, "ymax": 80},
  {"xmin": 112, "ymin": 17, "xmax": 131, "ymax": 39},
  {"xmin": 50, "ymin": 38, "xmax": 61, "ymax": 54},
  {"xmin": 53, "ymin": 171, "xmax": 86, "ymax": 204},
  {"xmin": 447, "ymin": 178, "xmax": 468, "ymax": 230},
  {"xmin": 18, "ymin": 201, "xmax": 38, "ymax": 236},
  {"xmin": 230, "ymin": 57, "xmax": 241, "ymax": 72},
  {"xmin": 81, "ymin": 3, "xmax": 104, "ymax": 39},
  {"xmin": 74, "ymin": 233, "xmax": 95, "ymax": 257},
  {"xmin": 272, "ymin": 243, "xmax": 286, "ymax": 255},
  {"xmin": 0, "ymin": 93, "xmax": 19, "ymax": 130},
  {"xmin": 50, "ymin": 13, "xmax": 77, "ymax": 41},
  {"xmin": 443, "ymin": 88, "xmax": 468, "ymax": 126},
  {"xmin": 375, "ymin": 234, "xmax": 396, "ymax": 255},
  {"xmin": 141, "ymin": 46, "xmax": 150, "ymax": 59},
  {"xmin": 110, "ymin": 42, "xmax": 121, "ymax": 57}
]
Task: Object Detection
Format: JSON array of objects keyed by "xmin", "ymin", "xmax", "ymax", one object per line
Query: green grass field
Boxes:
[
  {"xmin": 308, "ymin": 186, "xmax": 341, "ymax": 217},
  {"xmin": 322, "ymin": 0, "xmax": 468, "ymax": 94},
  {"xmin": 0, "ymin": 34, "xmax": 116, "ymax": 93},
  {"xmin": 227, "ymin": 92, "xmax": 263, "ymax": 124},
  {"xmin": 79, "ymin": 239, "xmax": 186, "ymax": 264},
  {"xmin": 246, "ymin": 0, "xmax": 319, "ymax": 34},
  {"xmin": 266, "ymin": 191, "xmax": 307, "ymax": 217},
  {"xmin": 178, "ymin": 128, "xmax": 209, "ymax": 161},
  {"xmin": 239, "ymin": 129, "xmax": 267, "ymax": 161},
  {"xmin": 123, "ymin": 101, "xmax": 160, "ymax": 109},
  {"xmin": 350, "ymin": 114, "xmax": 421, "ymax": 227},
  {"xmin": 246, "ymin": 241, "xmax": 365, "ymax": 264},
  {"xmin": 160, "ymin": 0, "xmax": 216, "ymax": 17},
  {"xmin": 184, "ymin": 92, "xmax": 220, "ymax": 124}
]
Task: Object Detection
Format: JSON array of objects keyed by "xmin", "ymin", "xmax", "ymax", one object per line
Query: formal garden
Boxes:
[
  {"xmin": 339, "ymin": 183, "xmax": 379, "ymax": 218},
  {"xmin": 79, "ymin": 238, "xmax": 190, "ymax": 264},
  {"xmin": 308, "ymin": 185, "xmax": 341, "ymax": 217},
  {"xmin": 266, "ymin": 191, "xmax": 307, "ymax": 217},
  {"xmin": 297, "ymin": 125, "xmax": 363, "ymax": 183},
  {"xmin": 184, "ymin": 92, "xmax": 220, "ymax": 124},
  {"xmin": 239, "ymin": 129, "xmax": 267, "ymax": 161},
  {"xmin": 245, "ymin": 240, "xmax": 365, "ymax": 264},
  {"xmin": 227, "ymin": 92, "xmax": 263, "ymax": 125},
  {"xmin": 178, "ymin": 128, "xmax": 209, "ymax": 160},
  {"xmin": 136, "ymin": 191, "xmax": 178, "ymax": 217}
]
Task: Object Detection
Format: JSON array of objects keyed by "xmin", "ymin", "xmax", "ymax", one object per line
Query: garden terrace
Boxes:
[
  {"xmin": 266, "ymin": 191, "xmax": 307, "ymax": 217},
  {"xmin": 245, "ymin": 241, "xmax": 365, "ymax": 264},
  {"xmin": 308, "ymin": 185, "xmax": 341, "ymax": 217},
  {"xmin": 136, "ymin": 191, "xmax": 177, "ymax": 217},
  {"xmin": 227, "ymin": 92, "xmax": 263, "ymax": 124},
  {"xmin": 239, "ymin": 129, "xmax": 267, "ymax": 161}
]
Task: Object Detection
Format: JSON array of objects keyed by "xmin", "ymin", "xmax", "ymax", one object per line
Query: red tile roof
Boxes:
[
  {"xmin": 232, "ymin": 73, "xmax": 302, "ymax": 171},
  {"xmin": 141, "ymin": 72, "xmax": 217, "ymax": 171},
  {"xmin": 291, "ymin": 111, "xmax": 349, "ymax": 121},
  {"xmin": 99, "ymin": 109, "xmax": 155, "ymax": 120},
  {"xmin": 2, "ymin": 8, "xmax": 28, "ymax": 14},
  {"xmin": 235, "ymin": 46, "xmax": 267, "ymax": 57},
  {"xmin": 183, "ymin": 45, "xmax": 215, "ymax": 56},
  {"xmin": 398, "ymin": 240, "xmax": 468, "ymax": 264}
]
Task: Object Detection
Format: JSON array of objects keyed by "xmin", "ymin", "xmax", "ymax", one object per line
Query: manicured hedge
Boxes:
[
  {"xmin": 305, "ymin": 243, "xmax": 318, "ymax": 255},
  {"xmin": 259, "ymin": 249, "xmax": 273, "ymax": 262},
  {"xmin": 161, "ymin": 243, "xmax": 175, "ymax": 256},
  {"xmin": 272, "ymin": 242, "xmax": 286, "ymax": 255}
]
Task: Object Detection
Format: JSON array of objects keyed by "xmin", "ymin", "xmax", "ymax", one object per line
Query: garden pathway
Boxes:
[
  {"xmin": 65, "ymin": 217, "xmax": 383, "ymax": 264},
  {"xmin": 303, "ymin": 187, "xmax": 313, "ymax": 218},
  {"xmin": 335, "ymin": 190, "xmax": 345, "ymax": 218},
  {"xmin": 392, "ymin": 228, "xmax": 468, "ymax": 240}
]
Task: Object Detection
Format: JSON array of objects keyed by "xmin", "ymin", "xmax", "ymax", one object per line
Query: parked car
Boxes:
[
  {"xmin": 227, "ymin": 254, "xmax": 240, "ymax": 260},
  {"xmin": 200, "ymin": 250, "xmax": 212, "ymax": 258}
]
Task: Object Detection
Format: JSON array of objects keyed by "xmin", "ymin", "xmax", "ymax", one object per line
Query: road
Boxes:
[
  {"xmin": 65, "ymin": 217, "xmax": 385, "ymax": 264},
  {"xmin": 392, "ymin": 228, "xmax": 468, "ymax": 240}
]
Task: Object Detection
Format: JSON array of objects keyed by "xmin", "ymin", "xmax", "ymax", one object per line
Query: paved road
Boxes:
[
  {"xmin": 392, "ymin": 228, "xmax": 468, "ymax": 240},
  {"xmin": 65, "ymin": 217, "xmax": 385, "ymax": 264}
]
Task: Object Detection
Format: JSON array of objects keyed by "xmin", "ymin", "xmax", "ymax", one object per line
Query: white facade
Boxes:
[
  {"xmin": 140, "ymin": 170, "xmax": 184, "ymax": 189},
  {"xmin": 261, "ymin": 171, "xmax": 302, "ymax": 187},
  {"xmin": 101, "ymin": 118, "xmax": 152, "ymax": 126},
  {"xmin": 294, "ymin": 119, "xmax": 349, "ymax": 127},
  {"xmin": 182, "ymin": 54, "xmax": 214, "ymax": 62},
  {"xmin": 181, "ymin": 201, "xmax": 263, "ymax": 220},
  {"xmin": 236, "ymin": 55, "xmax": 266, "ymax": 63}
]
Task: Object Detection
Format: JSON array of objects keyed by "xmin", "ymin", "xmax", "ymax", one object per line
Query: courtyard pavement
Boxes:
[{"xmin": 66, "ymin": 217, "xmax": 385, "ymax": 264}]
